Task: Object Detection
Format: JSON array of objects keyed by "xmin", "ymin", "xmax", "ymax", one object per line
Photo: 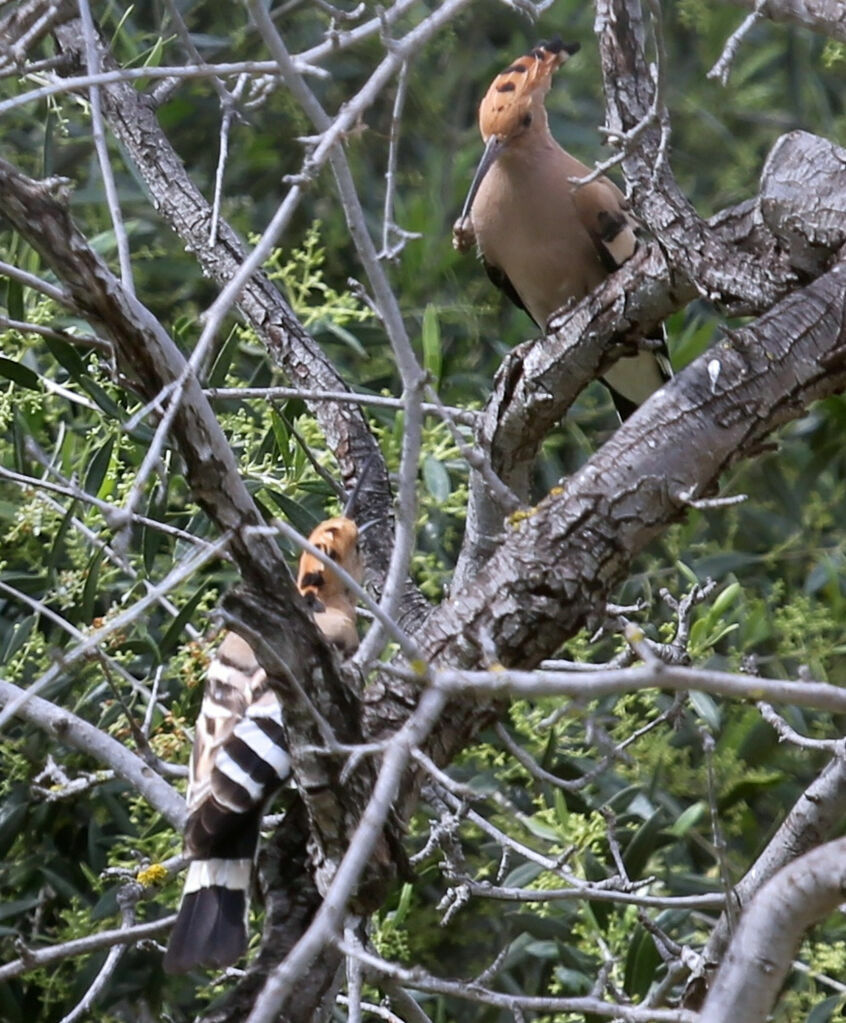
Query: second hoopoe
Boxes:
[
  {"xmin": 454, "ymin": 38, "xmax": 671, "ymax": 420},
  {"xmin": 163, "ymin": 515, "xmax": 363, "ymax": 974}
]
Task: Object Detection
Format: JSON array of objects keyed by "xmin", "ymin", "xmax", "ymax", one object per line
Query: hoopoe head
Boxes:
[
  {"xmin": 457, "ymin": 39, "xmax": 580, "ymax": 224},
  {"xmin": 297, "ymin": 516, "xmax": 363, "ymax": 608},
  {"xmin": 478, "ymin": 38, "xmax": 580, "ymax": 145}
]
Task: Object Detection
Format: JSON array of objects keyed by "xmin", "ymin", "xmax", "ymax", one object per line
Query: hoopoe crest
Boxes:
[
  {"xmin": 454, "ymin": 38, "xmax": 671, "ymax": 420},
  {"xmin": 163, "ymin": 515, "xmax": 363, "ymax": 974}
]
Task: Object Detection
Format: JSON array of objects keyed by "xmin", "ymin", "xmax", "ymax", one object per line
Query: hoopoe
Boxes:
[
  {"xmin": 453, "ymin": 38, "xmax": 671, "ymax": 419},
  {"xmin": 162, "ymin": 515, "xmax": 363, "ymax": 974}
]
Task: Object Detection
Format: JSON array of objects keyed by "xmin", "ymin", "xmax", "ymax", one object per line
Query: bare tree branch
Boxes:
[
  {"xmin": 51, "ymin": 21, "xmax": 409, "ymax": 618},
  {"xmin": 724, "ymin": 0, "xmax": 846, "ymax": 43},
  {"xmin": 0, "ymin": 914, "xmax": 177, "ymax": 983},
  {"xmin": 0, "ymin": 679, "xmax": 185, "ymax": 827},
  {"xmin": 684, "ymin": 751, "xmax": 846, "ymax": 1007},
  {"xmin": 699, "ymin": 834, "xmax": 846, "ymax": 1022}
]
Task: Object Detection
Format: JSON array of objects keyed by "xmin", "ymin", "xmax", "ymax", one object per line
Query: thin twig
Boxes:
[
  {"xmin": 0, "ymin": 313, "xmax": 112, "ymax": 353},
  {"xmin": 205, "ymin": 384, "xmax": 478, "ymax": 425},
  {"xmin": 708, "ymin": 0, "xmax": 769, "ymax": 85},
  {"xmin": 77, "ymin": 0, "xmax": 135, "ymax": 295},
  {"xmin": 341, "ymin": 941, "xmax": 696, "ymax": 1021},
  {"xmin": 379, "ymin": 60, "xmax": 421, "ymax": 260},
  {"xmin": 0, "ymin": 255, "xmax": 73, "ymax": 307},
  {"xmin": 758, "ymin": 702, "xmax": 846, "ymax": 753},
  {"xmin": 0, "ymin": 534, "xmax": 231, "ymax": 731}
]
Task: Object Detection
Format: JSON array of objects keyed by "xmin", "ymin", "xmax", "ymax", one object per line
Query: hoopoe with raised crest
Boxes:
[
  {"xmin": 453, "ymin": 38, "xmax": 671, "ymax": 420},
  {"xmin": 162, "ymin": 513, "xmax": 364, "ymax": 974}
]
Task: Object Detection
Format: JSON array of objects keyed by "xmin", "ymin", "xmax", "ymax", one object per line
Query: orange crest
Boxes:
[
  {"xmin": 478, "ymin": 38, "xmax": 580, "ymax": 141},
  {"xmin": 297, "ymin": 516, "xmax": 362, "ymax": 603}
]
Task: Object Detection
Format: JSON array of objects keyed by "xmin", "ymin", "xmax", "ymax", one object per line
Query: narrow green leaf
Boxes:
[
  {"xmin": 46, "ymin": 501, "xmax": 77, "ymax": 575},
  {"xmin": 1, "ymin": 615, "xmax": 36, "ymax": 664},
  {"xmin": 207, "ymin": 325, "xmax": 242, "ymax": 387},
  {"xmin": 421, "ymin": 303, "xmax": 442, "ymax": 384},
  {"xmin": 78, "ymin": 376, "xmax": 125, "ymax": 420},
  {"xmin": 501, "ymin": 862, "xmax": 543, "ymax": 888},
  {"xmin": 6, "ymin": 278, "xmax": 24, "ymax": 321},
  {"xmin": 322, "ymin": 320, "xmax": 367, "ymax": 357},
  {"xmin": 623, "ymin": 808, "xmax": 664, "ymax": 881},
  {"xmin": 423, "ymin": 455, "xmax": 450, "ymax": 502},
  {"xmin": 806, "ymin": 994, "xmax": 845, "ymax": 1022},
  {"xmin": 269, "ymin": 411, "xmax": 291, "ymax": 466},
  {"xmin": 710, "ymin": 580, "xmax": 741, "ymax": 619},
  {"xmin": 160, "ymin": 584, "xmax": 211, "ymax": 657},
  {"xmin": 0, "ymin": 357, "xmax": 41, "ymax": 390},
  {"xmin": 262, "ymin": 488, "xmax": 320, "ymax": 536},
  {"xmin": 667, "ymin": 801, "xmax": 706, "ymax": 837},
  {"xmin": 81, "ymin": 548, "xmax": 105, "ymax": 623},
  {"xmin": 689, "ymin": 690, "xmax": 721, "ymax": 731},
  {"xmin": 523, "ymin": 815, "xmax": 562, "ymax": 843},
  {"xmin": 623, "ymin": 924, "xmax": 661, "ymax": 998},
  {"xmin": 83, "ymin": 437, "xmax": 115, "ymax": 496},
  {"xmin": 553, "ymin": 789, "xmax": 569, "ymax": 830},
  {"xmin": 44, "ymin": 334, "xmax": 87, "ymax": 378},
  {"xmin": 144, "ymin": 35, "xmax": 165, "ymax": 68}
]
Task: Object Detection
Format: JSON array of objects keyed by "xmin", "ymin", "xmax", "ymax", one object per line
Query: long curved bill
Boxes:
[
  {"xmin": 342, "ymin": 451, "xmax": 379, "ymax": 520},
  {"xmin": 459, "ymin": 135, "xmax": 505, "ymax": 222}
]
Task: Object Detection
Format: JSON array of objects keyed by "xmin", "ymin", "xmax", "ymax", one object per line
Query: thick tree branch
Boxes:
[
  {"xmin": 453, "ymin": 127, "xmax": 846, "ymax": 589},
  {"xmin": 0, "ymin": 913, "xmax": 177, "ymax": 982},
  {"xmin": 684, "ymin": 751, "xmax": 846, "ymax": 1008},
  {"xmin": 698, "ymin": 833, "xmax": 846, "ymax": 1022},
  {"xmin": 366, "ymin": 254, "xmax": 846, "ymax": 757},
  {"xmin": 597, "ymin": 0, "xmax": 797, "ymax": 313}
]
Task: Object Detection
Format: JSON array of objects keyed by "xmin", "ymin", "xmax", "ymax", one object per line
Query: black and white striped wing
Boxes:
[
  {"xmin": 575, "ymin": 180, "xmax": 673, "ymax": 419},
  {"xmin": 163, "ymin": 632, "xmax": 291, "ymax": 974}
]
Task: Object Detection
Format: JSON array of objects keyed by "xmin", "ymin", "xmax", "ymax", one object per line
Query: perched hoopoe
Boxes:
[
  {"xmin": 162, "ymin": 515, "xmax": 363, "ymax": 974},
  {"xmin": 453, "ymin": 38, "xmax": 671, "ymax": 419}
]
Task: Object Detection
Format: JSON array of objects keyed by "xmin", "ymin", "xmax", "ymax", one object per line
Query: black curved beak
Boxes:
[
  {"xmin": 459, "ymin": 135, "xmax": 505, "ymax": 222},
  {"xmin": 342, "ymin": 451, "xmax": 379, "ymax": 520}
]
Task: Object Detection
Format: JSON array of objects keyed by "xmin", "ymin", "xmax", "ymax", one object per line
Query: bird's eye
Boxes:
[{"xmin": 522, "ymin": 113, "xmax": 532, "ymax": 127}]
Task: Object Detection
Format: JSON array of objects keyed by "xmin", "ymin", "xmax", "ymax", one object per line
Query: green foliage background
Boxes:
[{"xmin": 0, "ymin": 1, "xmax": 845, "ymax": 1020}]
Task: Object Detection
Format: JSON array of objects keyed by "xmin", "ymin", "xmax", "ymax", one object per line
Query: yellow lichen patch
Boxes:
[
  {"xmin": 137, "ymin": 863, "xmax": 169, "ymax": 887},
  {"xmin": 624, "ymin": 623, "xmax": 645, "ymax": 645},
  {"xmin": 509, "ymin": 506, "xmax": 536, "ymax": 526}
]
